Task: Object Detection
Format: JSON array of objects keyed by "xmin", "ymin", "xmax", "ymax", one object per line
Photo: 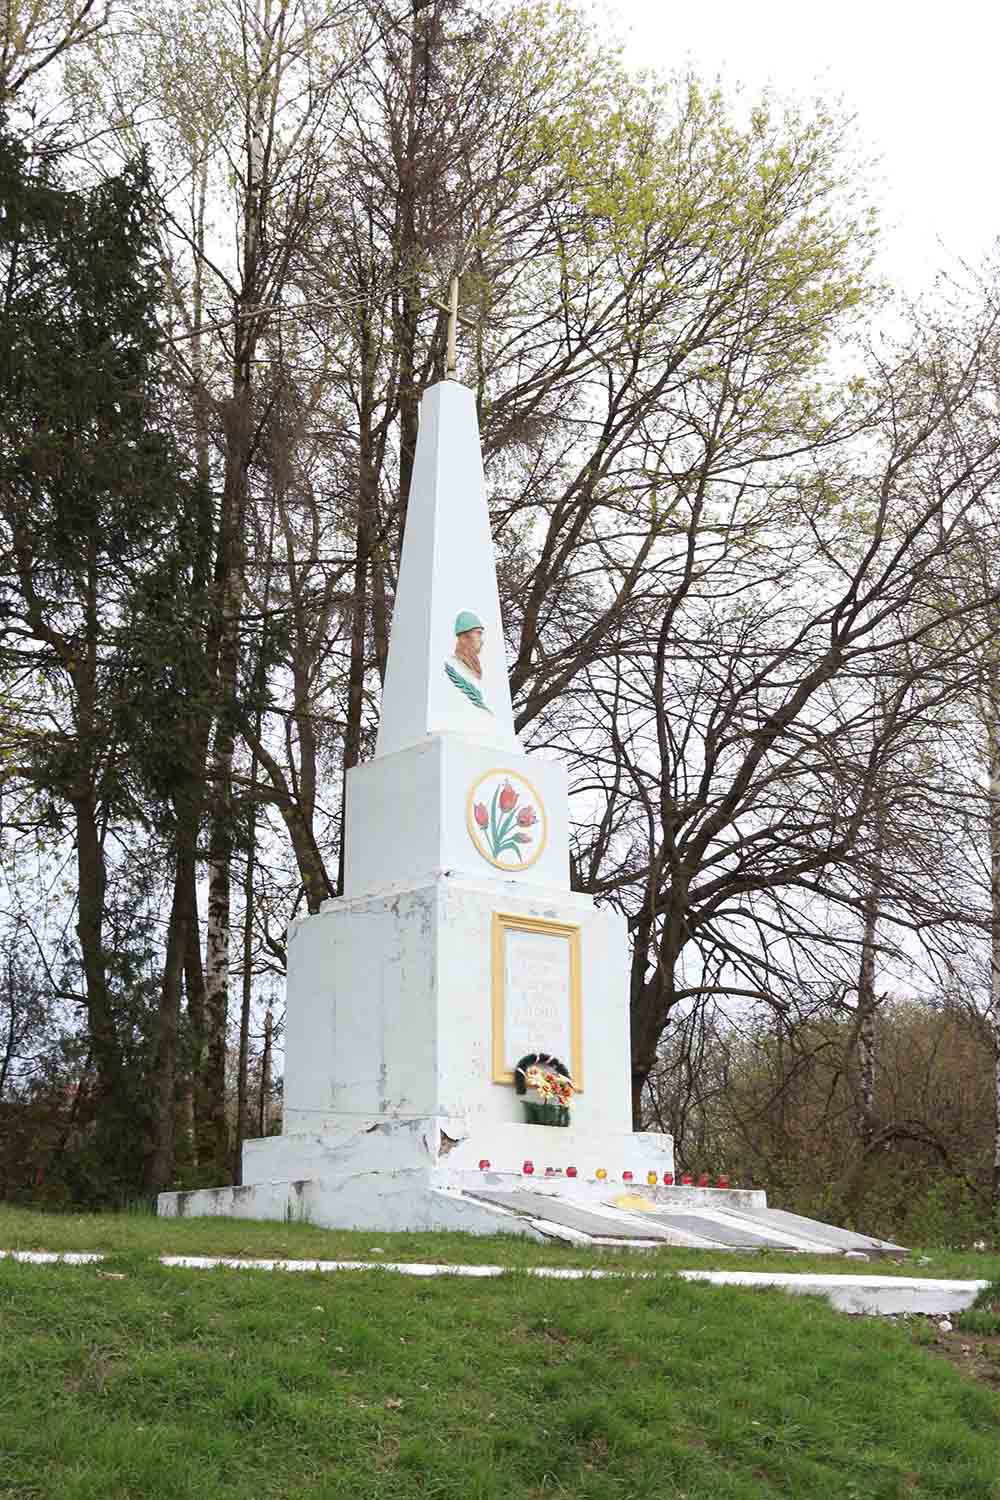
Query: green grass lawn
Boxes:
[
  {"xmin": 1, "ymin": 1210, "xmax": 1000, "ymax": 1499},
  {"xmin": 1, "ymin": 1203, "xmax": 998, "ymax": 1280},
  {"xmin": 957, "ymin": 1283, "xmax": 1000, "ymax": 1336},
  {"xmin": 2, "ymin": 1247, "xmax": 999, "ymax": 1500}
]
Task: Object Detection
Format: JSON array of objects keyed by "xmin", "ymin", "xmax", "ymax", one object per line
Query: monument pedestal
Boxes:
[
  {"xmin": 279, "ymin": 872, "xmax": 632, "ymax": 1136},
  {"xmin": 160, "ymin": 864, "xmax": 676, "ymax": 1238},
  {"xmin": 160, "ymin": 1110, "xmax": 676, "ymax": 1237},
  {"xmin": 168, "ymin": 867, "xmax": 673, "ymax": 1232}
]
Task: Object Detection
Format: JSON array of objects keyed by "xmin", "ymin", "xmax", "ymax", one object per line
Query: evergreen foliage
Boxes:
[{"xmin": 0, "ymin": 115, "xmax": 206, "ymax": 1201}]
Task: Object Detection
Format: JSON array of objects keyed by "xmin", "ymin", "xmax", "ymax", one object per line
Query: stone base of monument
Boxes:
[{"xmin": 157, "ymin": 1116, "xmax": 904, "ymax": 1256}]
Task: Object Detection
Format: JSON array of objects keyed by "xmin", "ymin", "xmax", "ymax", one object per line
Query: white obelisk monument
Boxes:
[{"xmin": 160, "ymin": 368, "xmax": 673, "ymax": 1233}]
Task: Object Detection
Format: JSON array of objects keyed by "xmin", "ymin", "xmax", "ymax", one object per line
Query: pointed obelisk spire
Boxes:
[{"xmin": 375, "ymin": 379, "xmax": 521, "ymax": 759}]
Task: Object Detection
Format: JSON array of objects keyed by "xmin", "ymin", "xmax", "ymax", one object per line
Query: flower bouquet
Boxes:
[{"xmin": 514, "ymin": 1052, "xmax": 574, "ymax": 1127}]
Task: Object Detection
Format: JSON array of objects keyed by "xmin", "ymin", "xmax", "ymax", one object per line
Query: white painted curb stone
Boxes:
[
  {"xmin": 677, "ymin": 1270, "xmax": 990, "ymax": 1315},
  {"xmin": 0, "ymin": 1250, "xmax": 104, "ymax": 1265},
  {"xmin": 2, "ymin": 1249, "xmax": 990, "ymax": 1314}
]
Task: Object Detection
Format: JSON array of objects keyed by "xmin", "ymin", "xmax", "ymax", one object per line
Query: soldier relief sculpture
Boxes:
[{"xmin": 445, "ymin": 610, "xmax": 491, "ymax": 712}]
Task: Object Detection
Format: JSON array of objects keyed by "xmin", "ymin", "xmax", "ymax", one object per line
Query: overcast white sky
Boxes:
[{"xmin": 595, "ymin": 0, "xmax": 998, "ymax": 299}]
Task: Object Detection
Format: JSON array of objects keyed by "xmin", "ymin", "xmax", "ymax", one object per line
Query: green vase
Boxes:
[{"xmin": 523, "ymin": 1101, "xmax": 570, "ymax": 1127}]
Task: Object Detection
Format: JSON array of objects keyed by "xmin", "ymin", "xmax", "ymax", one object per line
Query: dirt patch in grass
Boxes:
[{"xmin": 907, "ymin": 1315, "xmax": 1000, "ymax": 1391}]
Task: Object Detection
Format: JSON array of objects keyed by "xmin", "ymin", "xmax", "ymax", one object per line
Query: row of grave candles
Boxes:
[{"xmin": 476, "ymin": 1159, "xmax": 731, "ymax": 1187}]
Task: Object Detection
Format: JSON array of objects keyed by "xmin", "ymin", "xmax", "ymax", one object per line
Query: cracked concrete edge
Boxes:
[{"xmin": 677, "ymin": 1269, "xmax": 990, "ymax": 1315}]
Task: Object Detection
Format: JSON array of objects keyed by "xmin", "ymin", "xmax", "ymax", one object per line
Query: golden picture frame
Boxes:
[{"xmin": 491, "ymin": 912, "xmax": 583, "ymax": 1090}]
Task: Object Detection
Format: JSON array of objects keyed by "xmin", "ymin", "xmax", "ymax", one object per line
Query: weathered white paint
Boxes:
[
  {"xmin": 161, "ymin": 1255, "xmax": 535, "ymax": 1276},
  {"xmin": 343, "ymin": 737, "xmax": 571, "ymax": 896},
  {"xmin": 165, "ymin": 1127, "xmax": 677, "ymax": 1237},
  {"xmin": 279, "ymin": 875, "xmax": 632, "ymax": 1137},
  {"xmin": 159, "ymin": 1177, "xmax": 547, "ymax": 1237},
  {"xmin": 343, "ymin": 741, "xmax": 442, "ymax": 898},
  {"xmin": 374, "ymin": 381, "xmax": 521, "ymax": 759},
  {"xmin": 677, "ymin": 1271, "xmax": 989, "ymax": 1316},
  {"xmin": 242, "ymin": 1125, "xmax": 676, "ymax": 1188},
  {"xmin": 155, "ymin": 1256, "xmax": 988, "ymax": 1313},
  {"xmin": 3, "ymin": 1245, "xmax": 986, "ymax": 1316}
]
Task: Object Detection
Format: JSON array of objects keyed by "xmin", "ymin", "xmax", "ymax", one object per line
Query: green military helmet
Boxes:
[{"xmin": 454, "ymin": 610, "xmax": 484, "ymax": 635}]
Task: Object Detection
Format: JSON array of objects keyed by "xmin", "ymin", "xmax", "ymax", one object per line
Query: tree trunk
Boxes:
[
  {"xmin": 233, "ymin": 758, "xmax": 258, "ymax": 1185},
  {"xmin": 393, "ymin": 1, "xmax": 429, "ymax": 539},
  {"xmin": 145, "ymin": 837, "xmax": 198, "ymax": 1195},
  {"xmin": 628, "ymin": 909, "xmax": 679, "ymax": 1130},
  {"xmin": 628, "ymin": 913, "xmax": 654, "ymax": 1128},
  {"xmin": 201, "ymin": 72, "xmax": 267, "ymax": 1127},
  {"xmin": 857, "ymin": 888, "xmax": 879, "ymax": 1149},
  {"xmin": 988, "ymin": 713, "xmax": 1000, "ymax": 1214},
  {"xmin": 184, "ymin": 868, "xmax": 207, "ymax": 1170},
  {"xmin": 0, "ymin": 946, "xmax": 16, "ymax": 1100},
  {"xmin": 338, "ymin": 502, "xmax": 371, "ymax": 896},
  {"xmin": 202, "ymin": 401, "xmax": 252, "ymax": 1170},
  {"xmin": 180, "ymin": 159, "xmax": 214, "ymax": 1171},
  {"xmin": 285, "ymin": 803, "xmax": 333, "ymax": 914},
  {"xmin": 204, "ymin": 743, "xmax": 233, "ymax": 1172},
  {"xmin": 258, "ymin": 1007, "xmax": 273, "ymax": 1138},
  {"xmin": 338, "ymin": 321, "xmax": 380, "ymax": 894},
  {"xmin": 73, "ymin": 793, "xmax": 130, "ymax": 1188},
  {"xmin": 73, "ymin": 801, "xmax": 112, "ymax": 1077}
]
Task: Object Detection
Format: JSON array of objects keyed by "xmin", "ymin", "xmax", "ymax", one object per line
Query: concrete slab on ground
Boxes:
[
  {"xmin": 723, "ymin": 1205, "xmax": 905, "ymax": 1256},
  {"xmin": 459, "ymin": 1186, "xmax": 906, "ymax": 1256},
  {"xmin": 466, "ymin": 1190, "xmax": 683, "ymax": 1242},
  {"xmin": 638, "ymin": 1211, "xmax": 799, "ymax": 1250}
]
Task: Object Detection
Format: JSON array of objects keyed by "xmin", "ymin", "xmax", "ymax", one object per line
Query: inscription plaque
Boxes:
[{"xmin": 491, "ymin": 913, "xmax": 582, "ymax": 1087}]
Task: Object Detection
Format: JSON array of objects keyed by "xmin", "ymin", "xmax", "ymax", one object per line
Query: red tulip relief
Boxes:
[{"xmin": 466, "ymin": 770, "xmax": 547, "ymax": 872}]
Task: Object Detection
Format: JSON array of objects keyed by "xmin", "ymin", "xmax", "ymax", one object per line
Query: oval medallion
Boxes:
[{"xmin": 467, "ymin": 769, "xmax": 548, "ymax": 872}]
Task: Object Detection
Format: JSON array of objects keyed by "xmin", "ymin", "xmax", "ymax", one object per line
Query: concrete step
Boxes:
[{"xmin": 462, "ymin": 1186, "xmax": 905, "ymax": 1255}]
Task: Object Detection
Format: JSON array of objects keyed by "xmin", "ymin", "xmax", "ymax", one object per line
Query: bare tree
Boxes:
[
  {"xmin": 0, "ymin": 0, "xmax": 109, "ymax": 103},
  {"xmin": 598, "ymin": 309, "xmax": 1000, "ymax": 1121}
]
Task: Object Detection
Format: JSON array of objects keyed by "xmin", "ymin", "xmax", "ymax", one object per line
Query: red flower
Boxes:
[
  {"xmin": 474, "ymin": 802, "xmax": 488, "ymax": 828},
  {"xmin": 499, "ymin": 781, "xmax": 518, "ymax": 812},
  {"xmin": 516, "ymin": 806, "xmax": 537, "ymax": 827}
]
